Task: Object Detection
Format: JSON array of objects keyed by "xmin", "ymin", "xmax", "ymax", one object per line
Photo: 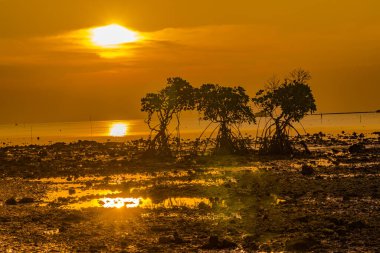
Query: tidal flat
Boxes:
[{"xmin": 0, "ymin": 133, "xmax": 379, "ymax": 252}]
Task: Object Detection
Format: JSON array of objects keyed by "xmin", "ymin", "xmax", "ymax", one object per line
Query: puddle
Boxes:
[
  {"xmin": 42, "ymin": 184, "xmax": 121, "ymax": 203},
  {"xmin": 150, "ymin": 178, "xmax": 230, "ymax": 187},
  {"xmin": 34, "ymin": 173, "xmax": 153, "ymax": 184},
  {"xmin": 339, "ymin": 161, "xmax": 380, "ymax": 168},
  {"xmin": 66, "ymin": 197, "xmax": 150, "ymax": 209},
  {"xmin": 40, "ymin": 179, "xmax": 216, "ymax": 210},
  {"xmin": 63, "ymin": 197, "xmax": 213, "ymax": 210},
  {"xmin": 159, "ymin": 197, "xmax": 212, "ymax": 208},
  {"xmin": 319, "ymin": 173, "xmax": 380, "ymax": 179},
  {"xmin": 206, "ymin": 166, "xmax": 259, "ymax": 174},
  {"xmin": 36, "ymin": 166, "xmax": 277, "ymax": 211}
]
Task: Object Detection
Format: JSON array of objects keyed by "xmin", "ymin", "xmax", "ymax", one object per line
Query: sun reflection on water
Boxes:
[
  {"xmin": 98, "ymin": 197, "xmax": 143, "ymax": 208},
  {"xmin": 62, "ymin": 197, "xmax": 216, "ymax": 210},
  {"xmin": 109, "ymin": 122, "xmax": 128, "ymax": 137}
]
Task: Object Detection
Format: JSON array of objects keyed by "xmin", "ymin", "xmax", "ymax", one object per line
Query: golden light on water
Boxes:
[
  {"xmin": 109, "ymin": 123, "xmax": 128, "ymax": 137},
  {"xmin": 90, "ymin": 24, "xmax": 138, "ymax": 47},
  {"xmin": 98, "ymin": 197, "xmax": 141, "ymax": 208},
  {"xmin": 94, "ymin": 197, "xmax": 209, "ymax": 209}
]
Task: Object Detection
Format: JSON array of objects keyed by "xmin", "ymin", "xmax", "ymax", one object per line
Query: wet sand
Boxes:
[{"xmin": 0, "ymin": 133, "xmax": 379, "ymax": 252}]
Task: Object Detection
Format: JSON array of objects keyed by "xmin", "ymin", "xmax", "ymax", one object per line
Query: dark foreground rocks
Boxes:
[
  {"xmin": 200, "ymin": 235, "xmax": 238, "ymax": 250},
  {"xmin": 285, "ymin": 236, "xmax": 320, "ymax": 251},
  {"xmin": 0, "ymin": 134, "xmax": 379, "ymax": 252}
]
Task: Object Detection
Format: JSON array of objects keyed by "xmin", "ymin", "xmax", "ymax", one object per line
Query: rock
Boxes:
[
  {"xmin": 68, "ymin": 188, "xmax": 76, "ymax": 195},
  {"xmin": 242, "ymin": 234, "xmax": 259, "ymax": 250},
  {"xmin": 198, "ymin": 201, "xmax": 210, "ymax": 210},
  {"xmin": 120, "ymin": 239, "xmax": 128, "ymax": 249},
  {"xmin": 285, "ymin": 237, "xmax": 319, "ymax": 251},
  {"xmin": 300, "ymin": 165, "xmax": 314, "ymax": 176},
  {"xmin": 326, "ymin": 217, "xmax": 346, "ymax": 226},
  {"xmin": 0, "ymin": 216, "xmax": 11, "ymax": 222},
  {"xmin": 5, "ymin": 197, "xmax": 17, "ymax": 205},
  {"xmin": 296, "ymin": 216, "xmax": 311, "ymax": 223},
  {"xmin": 224, "ymin": 182, "xmax": 232, "ymax": 188},
  {"xmin": 150, "ymin": 226, "xmax": 171, "ymax": 232},
  {"xmin": 201, "ymin": 235, "xmax": 237, "ymax": 250},
  {"xmin": 259, "ymin": 243, "xmax": 272, "ymax": 252},
  {"xmin": 220, "ymin": 239, "xmax": 238, "ymax": 249},
  {"xmin": 18, "ymin": 197, "xmax": 35, "ymax": 204},
  {"xmin": 201, "ymin": 236, "xmax": 219, "ymax": 249},
  {"xmin": 158, "ymin": 235, "xmax": 174, "ymax": 244},
  {"xmin": 208, "ymin": 235, "xmax": 219, "ymax": 247},
  {"xmin": 348, "ymin": 143, "xmax": 365, "ymax": 154},
  {"xmin": 62, "ymin": 213, "xmax": 84, "ymax": 223},
  {"xmin": 158, "ymin": 232, "xmax": 186, "ymax": 244},
  {"xmin": 371, "ymin": 191, "xmax": 380, "ymax": 199},
  {"xmin": 348, "ymin": 220, "xmax": 367, "ymax": 230},
  {"xmin": 173, "ymin": 232, "xmax": 185, "ymax": 244},
  {"xmin": 336, "ymin": 228, "xmax": 348, "ymax": 236},
  {"xmin": 89, "ymin": 244, "xmax": 107, "ymax": 253}
]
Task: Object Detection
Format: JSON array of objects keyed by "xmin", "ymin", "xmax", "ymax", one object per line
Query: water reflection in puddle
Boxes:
[
  {"xmin": 43, "ymin": 185, "xmax": 121, "ymax": 203},
  {"xmin": 161, "ymin": 197, "xmax": 213, "ymax": 208},
  {"xmin": 64, "ymin": 197, "xmax": 213, "ymax": 210},
  {"xmin": 37, "ymin": 169, "xmax": 240, "ymax": 210},
  {"xmin": 99, "ymin": 197, "xmax": 143, "ymax": 208}
]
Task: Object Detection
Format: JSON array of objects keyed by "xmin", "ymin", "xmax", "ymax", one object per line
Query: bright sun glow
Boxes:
[
  {"xmin": 91, "ymin": 24, "xmax": 138, "ymax": 47},
  {"xmin": 109, "ymin": 123, "xmax": 128, "ymax": 137}
]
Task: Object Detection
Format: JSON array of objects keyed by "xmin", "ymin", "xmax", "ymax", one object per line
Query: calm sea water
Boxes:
[{"xmin": 0, "ymin": 113, "xmax": 379, "ymax": 145}]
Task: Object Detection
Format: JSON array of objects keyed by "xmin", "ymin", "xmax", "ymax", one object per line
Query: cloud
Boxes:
[{"xmin": 0, "ymin": 18, "xmax": 380, "ymax": 122}]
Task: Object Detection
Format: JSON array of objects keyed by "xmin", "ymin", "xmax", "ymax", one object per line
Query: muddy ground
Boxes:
[{"xmin": 0, "ymin": 133, "xmax": 379, "ymax": 252}]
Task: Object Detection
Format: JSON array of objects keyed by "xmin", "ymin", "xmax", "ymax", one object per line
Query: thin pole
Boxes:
[
  {"xmin": 90, "ymin": 116, "xmax": 93, "ymax": 140},
  {"xmin": 30, "ymin": 125, "xmax": 33, "ymax": 145}
]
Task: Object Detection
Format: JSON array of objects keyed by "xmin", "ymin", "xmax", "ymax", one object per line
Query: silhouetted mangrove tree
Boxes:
[
  {"xmin": 253, "ymin": 69, "xmax": 317, "ymax": 155},
  {"xmin": 141, "ymin": 70, "xmax": 317, "ymax": 158},
  {"xmin": 141, "ymin": 77, "xmax": 195, "ymax": 157},
  {"xmin": 196, "ymin": 84, "xmax": 256, "ymax": 155}
]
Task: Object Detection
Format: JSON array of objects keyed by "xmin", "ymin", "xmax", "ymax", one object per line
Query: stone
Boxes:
[
  {"xmin": 285, "ymin": 237, "xmax": 319, "ymax": 251},
  {"xmin": 348, "ymin": 220, "xmax": 367, "ymax": 230},
  {"xmin": 300, "ymin": 165, "xmax": 315, "ymax": 176},
  {"xmin": 348, "ymin": 143, "xmax": 365, "ymax": 154},
  {"xmin": 68, "ymin": 188, "xmax": 76, "ymax": 195},
  {"xmin": 201, "ymin": 235, "xmax": 237, "ymax": 250},
  {"xmin": 158, "ymin": 235, "xmax": 174, "ymax": 244},
  {"xmin": 18, "ymin": 197, "xmax": 35, "ymax": 204},
  {"xmin": 5, "ymin": 197, "xmax": 17, "ymax": 205}
]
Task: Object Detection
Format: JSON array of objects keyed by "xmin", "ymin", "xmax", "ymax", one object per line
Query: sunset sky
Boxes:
[{"xmin": 0, "ymin": 0, "xmax": 379, "ymax": 123}]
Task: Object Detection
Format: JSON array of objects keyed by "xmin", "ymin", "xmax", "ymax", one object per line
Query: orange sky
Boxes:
[{"xmin": 0, "ymin": 0, "xmax": 379, "ymax": 123}]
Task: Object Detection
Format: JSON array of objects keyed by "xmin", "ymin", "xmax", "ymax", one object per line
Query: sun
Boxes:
[
  {"xmin": 109, "ymin": 123, "xmax": 128, "ymax": 137},
  {"xmin": 90, "ymin": 24, "xmax": 138, "ymax": 47}
]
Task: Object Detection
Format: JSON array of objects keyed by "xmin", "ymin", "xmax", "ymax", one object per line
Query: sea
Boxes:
[{"xmin": 0, "ymin": 113, "xmax": 379, "ymax": 146}]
